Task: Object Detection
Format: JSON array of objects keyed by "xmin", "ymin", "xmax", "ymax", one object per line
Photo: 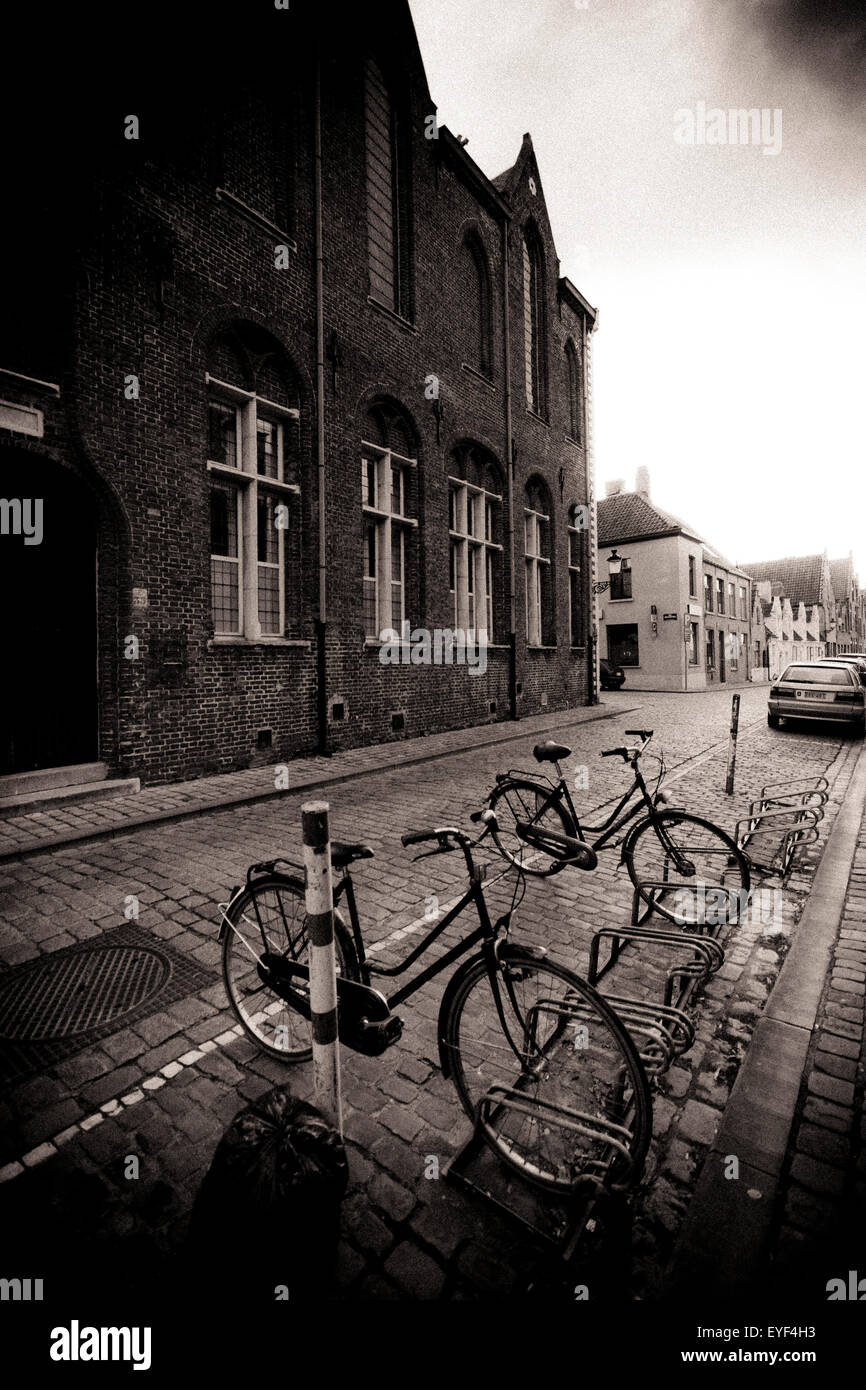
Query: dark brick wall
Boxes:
[{"xmin": 1, "ymin": 2, "xmax": 595, "ymax": 785}]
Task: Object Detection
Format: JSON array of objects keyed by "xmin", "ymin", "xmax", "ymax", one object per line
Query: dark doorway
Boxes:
[
  {"xmin": 607, "ymin": 623, "xmax": 639, "ymax": 668},
  {"xmin": 718, "ymin": 628, "xmax": 726, "ymax": 683},
  {"xmin": 1, "ymin": 452, "xmax": 98, "ymax": 774}
]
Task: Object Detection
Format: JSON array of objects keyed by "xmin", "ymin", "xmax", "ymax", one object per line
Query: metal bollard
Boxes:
[
  {"xmin": 725, "ymin": 693, "xmax": 740, "ymax": 795},
  {"xmin": 301, "ymin": 800, "xmax": 343, "ymax": 1134}
]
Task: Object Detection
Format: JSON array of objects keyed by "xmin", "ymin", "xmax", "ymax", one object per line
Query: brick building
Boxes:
[
  {"xmin": 0, "ymin": 2, "xmax": 596, "ymax": 788},
  {"xmin": 596, "ymin": 471, "xmax": 752, "ymax": 691}
]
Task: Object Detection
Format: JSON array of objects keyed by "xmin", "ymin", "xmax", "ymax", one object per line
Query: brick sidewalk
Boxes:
[
  {"xmin": 0, "ymin": 699, "xmax": 636, "ymax": 860},
  {"xmin": 763, "ymin": 790, "xmax": 866, "ymax": 1297}
]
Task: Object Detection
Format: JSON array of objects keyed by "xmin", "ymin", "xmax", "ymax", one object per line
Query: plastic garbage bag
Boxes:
[{"xmin": 187, "ymin": 1086, "xmax": 349, "ymax": 1301}]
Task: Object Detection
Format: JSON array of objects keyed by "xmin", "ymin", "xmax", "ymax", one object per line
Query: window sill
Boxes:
[
  {"xmin": 527, "ymin": 645, "xmax": 558, "ymax": 652},
  {"xmin": 215, "ymin": 188, "xmax": 296, "ymax": 249},
  {"xmin": 208, "ymin": 637, "xmax": 312, "ymax": 649},
  {"xmin": 364, "ymin": 638, "xmax": 509, "ymax": 651},
  {"xmin": 461, "ymin": 363, "xmax": 496, "ymax": 391},
  {"xmin": 607, "ymin": 598, "xmax": 634, "ymax": 604},
  {"xmin": 564, "ymin": 435, "xmax": 583, "ymax": 450},
  {"xmin": 525, "ymin": 409, "xmax": 550, "ymax": 428},
  {"xmin": 367, "ymin": 297, "xmax": 418, "ymax": 334}
]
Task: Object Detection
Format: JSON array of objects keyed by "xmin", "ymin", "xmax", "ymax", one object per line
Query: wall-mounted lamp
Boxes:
[{"xmin": 607, "ymin": 549, "xmax": 625, "ymax": 576}]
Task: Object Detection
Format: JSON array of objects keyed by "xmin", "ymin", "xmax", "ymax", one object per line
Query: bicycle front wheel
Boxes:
[
  {"xmin": 442, "ymin": 950, "xmax": 652, "ymax": 1194},
  {"xmin": 625, "ymin": 811, "xmax": 750, "ymax": 927},
  {"xmin": 488, "ymin": 778, "xmax": 576, "ymax": 876},
  {"xmin": 222, "ymin": 875, "xmax": 358, "ymax": 1061}
]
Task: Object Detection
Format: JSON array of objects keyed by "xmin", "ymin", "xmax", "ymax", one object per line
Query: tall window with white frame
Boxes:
[
  {"xmin": 362, "ymin": 434, "xmax": 417, "ymax": 639},
  {"xmin": 525, "ymin": 478, "xmax": 553, "ymax": 647},
  {"xmin": 448, "ymin": 468, "xmax": 502, "ymax": 644},
  {"xmin": 207, "ymin": 335, "xmax": 299, "ymax": 640}
]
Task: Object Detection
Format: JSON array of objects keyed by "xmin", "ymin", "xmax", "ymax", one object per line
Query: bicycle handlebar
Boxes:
[{"xmin": 601, "ymin": 730, "xmax": 654, "ymax": 760}]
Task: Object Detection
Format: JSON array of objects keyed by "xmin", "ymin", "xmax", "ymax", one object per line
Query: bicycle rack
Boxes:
[
  {"xmin": 445, "ymin": 1000, "xmax": 647, "ymax": 1260},
  {"xmin": 734, "ymin": 776, "xmax": 828, "ymax": 877}
]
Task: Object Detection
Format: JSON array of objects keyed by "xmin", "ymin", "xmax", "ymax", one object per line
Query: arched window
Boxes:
[
  {"xmin": 524, "ymin": 477, "xmax": 554, "ymax": 646},
  {"xmin": 365, "ymin": 58, "xmax": 412, "ymax": 318},
  {"xmin": 565, "ymin": 339, "xmax": 582, "ymax": 442},
  {"xmin": 522, "ymin": 225, "xmax": 545, "ymax": 413},
  {"xmin": 206, "ymin": 327, "xmax": 300, "ymax": 639},
  {"xmin": 463, "ymin": 232, "xmax": 493, "ymax": 377},
  {"xmin": 361, "ymin": 400, "xmax": 418, "ymax": 639},
  {"xmin": 448, "ymin": 444, "xmax": 504, "ymax": 643}
]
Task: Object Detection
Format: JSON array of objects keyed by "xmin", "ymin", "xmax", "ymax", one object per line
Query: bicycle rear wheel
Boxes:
[
  {"xmin": 442, "ymin": 949, "xmax": 652, "ymax": 1194},
  {"xmin": 625, "ymin": 811, "xmax": 750, "ymax": 927},
  {"xmin": 221, "ymin": 875, "xmax": 358, "ymax": 1061},
  {"xmin": 488, "ymin": 778, "xmax": 576, "ymax": 876}
]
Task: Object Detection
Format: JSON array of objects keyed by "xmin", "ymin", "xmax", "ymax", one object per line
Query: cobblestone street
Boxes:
[{"xmin": 1, "ymin": 684, "xmax": 864, "ymax": 1309}]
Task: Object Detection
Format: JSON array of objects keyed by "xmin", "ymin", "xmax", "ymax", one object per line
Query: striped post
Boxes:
[
  {"xmin": 301, "ymin": 801, "xmax": 343, "ymax": 1134},
  {"xmin": 725, "ymin": 693, "xmax": 740, "ymax": 795}
]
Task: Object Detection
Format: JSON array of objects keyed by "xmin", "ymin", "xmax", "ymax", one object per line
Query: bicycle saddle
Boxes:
[
  {"xmin": 331, "ymin": 841, "xmax": 375, "ymax": 869},
  {"xmin": 533, "ymin": 741, "xmax": 572, "ymax": 763}
]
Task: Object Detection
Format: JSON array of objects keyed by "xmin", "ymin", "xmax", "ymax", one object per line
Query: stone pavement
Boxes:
[
  {"xmin": 0, "ymin": 699, "xmax": 638, "ymax": 860},
  {"xmin": 764, "ymin": 786, "xmax": 866, "ymax": 1296},
  {"xmin": 0, "ymin": 685, "xmax": 863, "ymax": 1317}
]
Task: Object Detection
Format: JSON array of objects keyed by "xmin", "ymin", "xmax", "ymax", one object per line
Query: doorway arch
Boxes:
[{"xmin": 1, "ymin": 448, "xmax": 99, "ymax": 774}]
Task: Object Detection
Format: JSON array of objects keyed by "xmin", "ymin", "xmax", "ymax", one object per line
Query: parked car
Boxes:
[
  {"xmin": 816, "ymin": 656, "xmax": 866, "ymax": 681},
  {"xmin": 768, "ymin": 661, "xmax": 865, "ymax": 737},
  {"xmin": 600, "ymin": 657, "xmax": 626, "ymax": 690}
]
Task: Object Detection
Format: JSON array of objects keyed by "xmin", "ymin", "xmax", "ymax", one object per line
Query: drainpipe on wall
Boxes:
[
  {"xmin": 501, "ymin": 217, "xmax": 517, "ymax": 720},
  {"xmin": 583, "ymin": 310, "xmax": 600, "ymax": 705},
  {"xmin": 314, "ymin": 58, "xmax": 329, "ymax": 755}
]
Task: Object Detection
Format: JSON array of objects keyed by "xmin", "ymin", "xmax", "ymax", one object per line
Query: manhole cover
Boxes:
[
  {"xmin": 0, "ymin": 946, "xmax": 169, "ymax": 1041},
  {"xmin": 0, "ymin": 922, "xmax": 217, "ymax": 1089}
]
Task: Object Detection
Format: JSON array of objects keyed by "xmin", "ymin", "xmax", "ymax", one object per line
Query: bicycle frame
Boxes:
[
  {"xmin": 335, "ymin": 852, "xmax": 500, "ymax": 1010},
  {"xmin": 511, "ymin": 754, "xmax": 668, "ymax": 854}
]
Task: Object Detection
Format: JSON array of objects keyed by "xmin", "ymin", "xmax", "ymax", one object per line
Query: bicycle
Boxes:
[
  {"xmin": 479, "ymin": 729, "xmax": 751, "ymax": 926},
  {"xmin": 219, "ymin": 814, "xmax": 653, "ymax": 1197}
]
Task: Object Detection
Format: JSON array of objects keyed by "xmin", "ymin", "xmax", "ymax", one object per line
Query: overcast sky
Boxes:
[{"xmin": 409, "ymin": 0, "xmax": 866, "ymax": 581}]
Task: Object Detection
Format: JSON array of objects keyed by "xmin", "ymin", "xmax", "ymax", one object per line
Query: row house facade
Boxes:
[
  {"xmin": 739, "ymin": 554, "xmax": 841, "ymax": 675},
  {"xmin": 750, "ymin": 585, "xmax": 825, "ymax": 679},
  {"xmin": 829, "ymin": 556, "xmax": 865, "ymax": 653},
  {"xmin": 0, "ymin": 2, "xmax": 597, "ymax": 787},
  {"xmin": 596, "ymin": 474, "xmax": 752, "ymax": 691}
]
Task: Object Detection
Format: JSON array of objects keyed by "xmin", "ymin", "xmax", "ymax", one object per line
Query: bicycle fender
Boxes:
[{"xmin": 436, "ymin": 944, "xmax": 548, "ymax": 1079}]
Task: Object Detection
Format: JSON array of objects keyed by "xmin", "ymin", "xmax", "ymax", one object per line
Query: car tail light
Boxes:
[
  {"xmin": 835, "ymin": 690, "xmax": 864, "ymax": 703},
  {"xmin": 769, "ymin": 686, "xmax": 781, "ymax": 698}
]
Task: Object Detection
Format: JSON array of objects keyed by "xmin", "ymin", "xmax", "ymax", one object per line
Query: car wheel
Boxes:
[{"xmin": 767, "ymin": 712, "xmax": 780, "ymax": 729}]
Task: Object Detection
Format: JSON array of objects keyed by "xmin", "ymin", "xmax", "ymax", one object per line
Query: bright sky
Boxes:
[{"xmin": 409, "ymin": 0, "xmax": 866, "ymax": 581}]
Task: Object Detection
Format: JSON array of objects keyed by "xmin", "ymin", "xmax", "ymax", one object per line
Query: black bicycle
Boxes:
[
  {"xmin": 219, "ymin": 815, "xmax": 652, "ymax": 1196},
  {"xmin": 480, "ymin": 730, "xmax": 751, "ymax": 926}
]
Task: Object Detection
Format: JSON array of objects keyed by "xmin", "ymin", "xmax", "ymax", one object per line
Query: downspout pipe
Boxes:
[
  {"xmin": 314, "ymin": 57, "xmax": 329, "ymax": 755},
  {"xmin": 501, "ymin": 217, "xmax": 517, "ymax": 720}
]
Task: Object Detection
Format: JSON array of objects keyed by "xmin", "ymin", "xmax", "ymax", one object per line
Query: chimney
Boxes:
[
  {"xmin": 635, "ymin": 466, "xmax": 650, "ymax": 499},
  {"xmin": 605, "ymin": 479, "xmax": 625, "ymax": 497}
]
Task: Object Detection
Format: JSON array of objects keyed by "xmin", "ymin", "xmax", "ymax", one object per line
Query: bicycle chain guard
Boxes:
[{"xmin": 258, "ymin": 954, "xmax": 404, "ymax": 1057}]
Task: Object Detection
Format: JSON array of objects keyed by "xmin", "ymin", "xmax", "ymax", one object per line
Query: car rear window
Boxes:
[{"xmin": 782, "ymin": 665, "xmax": 853, "ymax": 686}]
